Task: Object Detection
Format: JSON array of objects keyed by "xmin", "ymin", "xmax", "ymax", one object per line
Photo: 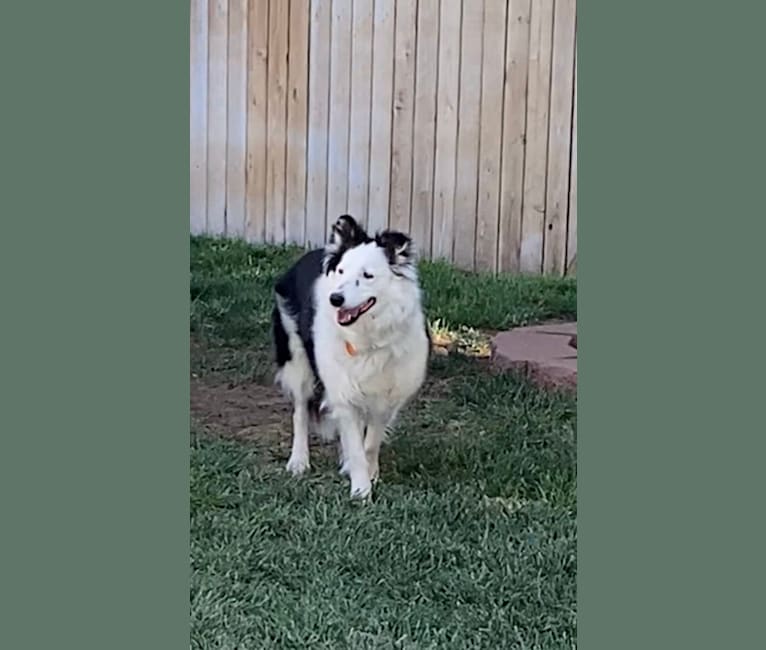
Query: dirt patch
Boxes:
[{"xmin": 191, "ymin": 378, "xmax": 291, "ymax": 449}]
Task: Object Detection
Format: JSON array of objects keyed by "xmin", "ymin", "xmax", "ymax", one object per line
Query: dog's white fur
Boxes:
[{"xmin": 277, "ymin": 239, "xmax": 429, "ymax": 498}]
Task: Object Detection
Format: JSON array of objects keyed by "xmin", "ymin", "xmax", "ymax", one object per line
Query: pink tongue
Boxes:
[{"xmin": 338, "ymin": 306, "xmax": 360, "ymax": 322}]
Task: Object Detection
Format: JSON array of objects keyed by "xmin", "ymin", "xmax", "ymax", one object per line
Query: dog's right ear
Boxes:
[{"xmin": 323, "ymin": 214, "xmax": 370, "ymax": 274}]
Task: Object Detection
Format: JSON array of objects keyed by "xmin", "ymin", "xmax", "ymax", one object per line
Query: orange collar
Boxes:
[{"xmin": 344, "ymin": 340, "xmax": 357, "ymax": 356}]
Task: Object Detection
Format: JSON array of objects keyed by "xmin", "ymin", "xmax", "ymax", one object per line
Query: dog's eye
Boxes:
[
  {"xmin": 363, "ymin": 271, "xmax": 374, "ymax": 280},
  {"xmin": 338, "ymin": 268, "xmax": 344, "ymax": 275}
]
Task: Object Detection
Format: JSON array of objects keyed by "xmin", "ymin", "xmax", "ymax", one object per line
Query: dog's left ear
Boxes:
[{"xmin": 375, "ymin": 230, "xmax": 418, "ymax": 278}]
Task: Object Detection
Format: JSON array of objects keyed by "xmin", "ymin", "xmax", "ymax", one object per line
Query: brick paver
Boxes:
[{"xmin": 491, "ymin": 322, "xmax": 577, "ymax": 392}]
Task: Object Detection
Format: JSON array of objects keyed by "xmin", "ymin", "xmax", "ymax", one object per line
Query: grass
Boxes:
[{"xmin": 190, "ymin": 236, "xmax": 577, "ymax": 649}]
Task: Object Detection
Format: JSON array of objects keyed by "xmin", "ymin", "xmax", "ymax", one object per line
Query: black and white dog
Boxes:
[{"xmin": 272, "ymin": 215, "xmax": 429, "ymax": 498}]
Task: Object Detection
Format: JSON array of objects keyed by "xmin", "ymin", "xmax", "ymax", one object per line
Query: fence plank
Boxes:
[
  {"xmin": 226, "ymin": 0, "xmax": 248, "ymax": 237},
  {"xmin": 566, "ymin": 45, "xmax": 577, "ymax": 276},
  {"xmin": 367, "ymin": 0, "xmax": 396, "ymax": 234},
  {"xmin": 410, "ymin": 0, "xmax": 439, "ymax": 256},
  {"xmin": 246, "ymin": 0, "xmax": 269, "ymax": 242},
  {"xmin": 266, "ymin": 0, "xmax": 289, "ymax": 243},
  {"xmin": 207, "ymin": 0, "xmax": 228, "ymax": 235},
  {"xmin": 347, "ymin": 0, "xmax": 374, "ymax": 229},
  {"xmin": 306, "ymin": 0, "xmax": 332, "ymax": 247},
  {"xmin": 431, "ymin": 0, "xmax": 462, "ymax": 260},
  {"xmin": 543, "ymin": 0, "xmax": 576, "ymax": 275},
  {"xmin": 498, "ymin": 0, "xmax": 531, "ymax": 272},
  {"xmin": 285, "ymin": 0, "xmax": 310, "ymax": 245},
  {"xmin": 190, "ymin": 0, "xmax": 209, "ymax": 234},
  {"xmin": 520, "ymin": 0, "xmax": 553, "ymax": 272},
  {"xmin": 389, "ymin": 0, "xmax": 418, "ymax": 234},
  {"xmin": 475, "ymin": 0, "xmax": 508, "ymax": 272},
  {"xmin": 326, "ymin": 0, "xmax": 353, "ymax": 233},
  {"xmin": 453, "ymin": 0, "xmax": 485, "ymax": 269}
]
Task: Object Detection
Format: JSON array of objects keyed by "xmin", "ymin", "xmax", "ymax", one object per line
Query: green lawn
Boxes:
[{"xmin": 190, "ymin": 236, "xmax": 577, "ymax": 649}]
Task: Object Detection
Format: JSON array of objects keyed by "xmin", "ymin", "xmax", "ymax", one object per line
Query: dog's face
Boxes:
[{"xmin": 323, "ymin": 215, "xmax": 417, "ymax": 328}]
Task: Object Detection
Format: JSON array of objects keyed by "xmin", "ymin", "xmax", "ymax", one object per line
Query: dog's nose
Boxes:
[{"xmin": 329, "ymin": 292, "xmax": 344, "ymax": 307}]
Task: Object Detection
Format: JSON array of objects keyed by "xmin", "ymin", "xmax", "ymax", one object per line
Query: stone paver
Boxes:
[{"xmin": 491, "ymin": 322, "xmax": 577, "ymax": 392}]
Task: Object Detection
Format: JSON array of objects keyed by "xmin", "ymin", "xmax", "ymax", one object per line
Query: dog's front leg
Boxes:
[
  {"xmin": 336, "ymin": 408, "xmax": 371, "ymax": 499},
  {"xmin": 364, "ymin": 419, "xmax": 386, "ymax": 483},
  {"xmin": 365, "ymin": 409, "xmax": 400, "ymax": 483},
  {"xmin": 285, "ymin": 401, "xmax": 310, "ymax": 476}
]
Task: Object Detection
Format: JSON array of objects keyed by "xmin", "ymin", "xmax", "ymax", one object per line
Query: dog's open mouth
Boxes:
[{"xmin": 337, "ymin": 297, "xmax": 376, "ymax": 326}]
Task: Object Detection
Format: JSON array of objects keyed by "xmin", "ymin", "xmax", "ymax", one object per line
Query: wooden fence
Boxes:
[{"xmin": 190, "ymin": 0, "xmax": 577, "ymax": 274}]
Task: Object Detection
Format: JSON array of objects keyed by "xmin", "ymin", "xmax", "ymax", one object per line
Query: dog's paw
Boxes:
[
  {"xmin": 285, "ymin": 454, "xmax": 310, "ymax": 476},
  {"xmin": 350, "ymin": 477, "xmax": 372, "ymax": 500}
]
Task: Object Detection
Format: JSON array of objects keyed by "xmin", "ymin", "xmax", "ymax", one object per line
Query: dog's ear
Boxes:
[
  {"xmin": 323, "ymin": 214, "xmax": 370, "ymax": 274},
  {"xmin": 330, "ymin": 214, "xmax": 368, "ymax": 248},
  {"xmin": 375, "ymin": 230, "xmax": 418, "ymax": 278}
]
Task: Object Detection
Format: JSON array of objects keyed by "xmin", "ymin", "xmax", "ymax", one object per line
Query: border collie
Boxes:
[{"xmin": 272, "ymin": 215, "xmax": 429, "ymax": 498}]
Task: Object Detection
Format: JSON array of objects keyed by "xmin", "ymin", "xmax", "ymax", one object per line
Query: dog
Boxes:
[{"xmin": 272, "ymin": 215, "xmax": 430, "ymax": 498}]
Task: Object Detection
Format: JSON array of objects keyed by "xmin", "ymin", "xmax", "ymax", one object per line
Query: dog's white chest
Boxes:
[{"xmin": 315, "ymin": 326, "xmax": 428, "ymax": 416}]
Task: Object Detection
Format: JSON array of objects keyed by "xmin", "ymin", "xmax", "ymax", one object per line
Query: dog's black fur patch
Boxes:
[
  {"xmin": 272, "ymin": 305, "xmax": 292, "ymax": 366},
  {"xmin": 375, "ymin": 230, "xmax": 411, "ymax": 261},
  {"xmin": 274, "ymin": 248, "xmax": 324, "ymax": 378},
  {"xmin": 375, "ymin": 230, "xmax": 416, "ymax": 276},
  {"xmin": 324, "ymin": 214, "xmax": 371, "ymax": 274}
]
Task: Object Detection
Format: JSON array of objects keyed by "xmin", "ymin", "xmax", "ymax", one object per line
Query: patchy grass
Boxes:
[
  {"xmin": 190, "ymin": 236, "xmax": 577, "ymax": 649},
  {"xmin": 429, "ymin": 319, "xmax": 493, "ymax": 358}
]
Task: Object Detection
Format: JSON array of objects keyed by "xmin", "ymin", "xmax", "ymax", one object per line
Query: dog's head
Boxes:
[{"xmin": 322, "ymin": 215, "xmax": 418, "ymax": 328}]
